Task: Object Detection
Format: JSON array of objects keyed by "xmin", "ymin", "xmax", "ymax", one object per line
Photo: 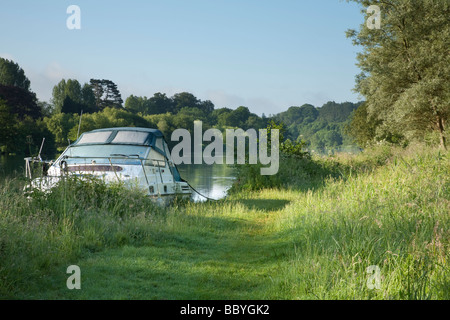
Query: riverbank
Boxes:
[{"xmin": 0, "ymin": 144, "xmax": 448, "ymax": 299}]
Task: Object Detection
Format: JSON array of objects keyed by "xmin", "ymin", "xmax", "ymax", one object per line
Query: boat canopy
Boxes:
[
  {"xmin": 70, "ymin": 127, "xmax": 182, "ymax": 182},
  {"xmin": 73, "ymin": 127, "xmax": 168, "ymax": 157}
]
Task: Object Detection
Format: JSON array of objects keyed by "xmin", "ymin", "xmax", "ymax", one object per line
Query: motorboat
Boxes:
[{"xmin": 24, "ymin": 127, "xmax": 192, "ymax": 204}]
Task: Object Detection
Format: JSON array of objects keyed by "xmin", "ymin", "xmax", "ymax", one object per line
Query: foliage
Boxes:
[
  {"xmin": 0, "ymin": 84, "xmax": 41, "ymax": 120},
  {"xmin": 346, "ymin": 0, "xmax": 450, "ymax": 149},
  {"xmin": 273, "ymin": 102, "xmax": 361, "ymax": 152},
  {"xmin": 0, "ymin": 58, "xmax": 30, "ymax": 91},
  {"xmin": 89, "ymin": 79, "xmax": 124, "ymax": 110},
  {"xmin": 52, "ymin": 79, "xmax": 97, "ymax": 114},
  {"xmin": 0, "ymin": 59, "xmax": 362, "ymax": 157}
]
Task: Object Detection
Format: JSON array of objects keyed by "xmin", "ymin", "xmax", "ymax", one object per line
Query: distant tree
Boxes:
[
  {"xmin": 37, "ymin": 100, "xmax": 54, "ymax": 117},
  {"xmin": 0, "ymin": 84, "xmax": 41, "ymax": 120},
  {"xmin": 61, "ymin": 96, "xmax": 84, "ymax": 114},
  {"xmin": 81, "ymin": 83, "xmax": 97, "ymax": 113},
  {"xmin": 124, "ymin": 95, "xmax": 145, "ymax": 114},
  {"xmin": 0, "ymin": 58, "xmax": 31, "ymax": 91},
  {"xmin": 318, "ymin": 101, "xmax": 358, "ymax": 123},
  {"xmin": 52, "ymin": 79, "xmax": 96, "ymax": 114},
  {"xmin": 89, "ymin": 79, "xmax": 104, "ymax": 109},
  {"xmin": 104, "ymin": 80, "xmax": 123, "ymax": 109},
  {"xmin": 0, "ymin": 98, "xmax": 17, "ymax": 153},
  {"xmin": 199, "ymin": 100, "xmax": 215, "ymax": 114},
  {"xmin": 43, "ymin": 112, "xmax": 78, "ymax": 149},
  {"xmin": 172, "ymin": 92, "xmax": 200, "ymax": 113},
  {"xmin": 148, "ymin": 92, "xmax": 174, "ymax": 114},
  {"xmin": 226, "ymin": 106, "xmax": 251, "ymax": 128},
  {"xmin": 324, "ymin": 130, "xmax": 343, "ymax": 148},
  {"xmin": 51, "ymin": 79, "xmax": 67, "ymax": 113},
  {"xmin": 89, "ymin": 79, "xmax": 123, "ymax": 110}
]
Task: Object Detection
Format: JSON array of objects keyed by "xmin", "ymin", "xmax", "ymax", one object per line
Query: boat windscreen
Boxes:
[
  {"xmin": 111, "ymin": 131, "xmax": 149, "ymax": 145},
  {"xmin": 77, "ymin": 131, "xmax": 113, "ymax": 144}
]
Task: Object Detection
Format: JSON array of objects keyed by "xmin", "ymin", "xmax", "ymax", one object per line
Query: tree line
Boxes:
[
  {"xmin": 1, "ymin": 0, "xmax": 448, "ymax": 159},
  {"xmin": 0, "ymin": 57, "xmax": 363, "ymax": 158}
]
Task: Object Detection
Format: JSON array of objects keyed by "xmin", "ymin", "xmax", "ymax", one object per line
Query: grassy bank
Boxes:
[{"xmin": 0, "ymin": 144, "xmax": 448, "ymax": 299}]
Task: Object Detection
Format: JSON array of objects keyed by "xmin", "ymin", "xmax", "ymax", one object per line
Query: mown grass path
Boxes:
[{"xmin": 23, "ymin": 198, "xmax": 293, "ymax": 299}]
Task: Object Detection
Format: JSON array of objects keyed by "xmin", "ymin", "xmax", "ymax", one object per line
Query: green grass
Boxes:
[{"xmin": 0, "ymin": 144, "xmax": 449, "ymax": 299}]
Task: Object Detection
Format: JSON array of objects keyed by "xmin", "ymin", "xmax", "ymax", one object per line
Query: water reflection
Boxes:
[{"xmin": 176, "ymin": 164, "xmax": 237, "ymax": 202}]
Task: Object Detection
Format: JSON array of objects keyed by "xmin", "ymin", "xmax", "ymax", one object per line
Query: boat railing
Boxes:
[{"xmin": 24, "ymin": 156, "xmax": 53, "ymax": 180}]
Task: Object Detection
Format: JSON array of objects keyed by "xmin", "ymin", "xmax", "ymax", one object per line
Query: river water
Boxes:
[
  {"xmin": 177, "ymin": 164, "xmax": 237, "ymax": 201},
  {"xmin": 0, "ymin": 155, "xmax": 237, "ymax": 201}
]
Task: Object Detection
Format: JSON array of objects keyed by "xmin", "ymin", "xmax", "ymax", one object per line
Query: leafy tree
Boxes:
[
  {"xmin": 51, "ymin": 79, "xmax": 67, "ymax": 113},
  {"xmin": 81, "ymin": 83, "xmax": 97, "ymax": 113},
  {"xmin": 318, "ymin": 101, "xmax": 359, "ymax": 123},
  {"xmin": 172, "ymin": 92, "xmax": 200, "ymax": 113},
  {"xmin": 52, "ymin": 79, "xmax": 96, "ymax": 114},
  {"xmin": 199, "ymin": 100, "xmax": 215, "ymax": 114},
  {"xmin": 89, "ymin": 79, "xmax": 123, "ymax": 110},
  {"xmin": 61, "ymin": 96, "xmax": 85, "ymax": 114},
  {"xmin": 43, "ymin": 112, "xmax": 78, "ymax": 149},
  {"xmin": 346, "ymin": 0, "xmax": 449, "ymax": 149},
  {"xmin": 89, "ymin": 79, "xmax": 104, "ymax": 109},
  {"xmin": 0, "ymin": 98, "xmax": 18, "ymax": 153},
  {"xmin": 37, "ymin": 100, "xmax": 54, "ymax": 117},
  {"xmin": 345, "ymin": 102, "xmax": 380, "ymax": 147},
  {"xmin": 124, "ymin": 94, "xmax": 145, "ymax": 114},
  {"xmin": 0, "ymin": 58, "xmax": 31, "ymax": 91},
  {"xmin": 148, "ymin": 92, "xmax": 174, "ymax": 115},
  {"xmin": 0, "ymin": 84, "xmax": 41, "ymax": 120}
]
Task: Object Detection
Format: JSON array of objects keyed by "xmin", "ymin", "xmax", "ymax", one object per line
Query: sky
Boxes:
[{"xmin": 0, "ymin": 0, "xmax": 366, "ymax": 116}]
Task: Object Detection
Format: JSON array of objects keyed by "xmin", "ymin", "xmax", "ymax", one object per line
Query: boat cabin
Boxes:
[{"xmin": 26, "ymin": 127, "xmax": 192, "ymax": 203}]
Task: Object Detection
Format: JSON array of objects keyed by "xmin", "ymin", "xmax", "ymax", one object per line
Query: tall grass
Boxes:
[
  {"xmin": 0, "ymin": 176, "xmax": 170, "ymax": 297},
  {"xmin": 0, "ymin": 144, "xmax": 448, "ymax": 299},
  {"xmin": 254, "ymin": 144, "xmax": 449, "ymax": 299}
]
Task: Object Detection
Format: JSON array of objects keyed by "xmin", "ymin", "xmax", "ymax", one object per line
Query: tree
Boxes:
[
  {"xmin": 148, "ymin": 92, "xmax": 174, "ymax": 114},
  {"xmin": 124, "ymin": 95, "xmax": 144, "ymax": 114},
  {"xmin": 52, "ymin": 79, "xmax": 97, "ymax": 114},
  {"xmin": 345, "ymin": 103, "xmax": 379, "ymax": 147},
  {"xmin": 81, "ymin": 83, "xmax": 97, "ymax": 113},
  {"xmin": 104, "ymin": 80, "xmax": 123, "ymax": 109},
  {"xmin": 0, "ymin": 98, "xmax": 18, "ymax": 153},
  {"xmin": 226, "ymin": 106, "xmax": 251, "ymax": 128},
  {"xmin": 199, "ymin": 100, "xmax": 215, "ymax": 114},
  {"xmin": 172, "ymin": 92, "xmax": 199, "ymax": 113},
  {"xmin": 43, "ymin": 112, "xmax": 78, "ymax": 149},
  {"xmin": 346, "ymin": 0, "xmax": 449, "ymax": 149},
  {"xmin": 89, "ymin": 79, "xmax": 123, "ymax": 110},
  {"xmin": 0, "ymin": 84, "xmax": 41, "ymax": 120},
  {"xmin": 0, "ymin": 58, "xmax": 31, "ymax": 91},
  {"xmin": 61, "ymin": 96, "xmax": 84, "ymax": 114}
]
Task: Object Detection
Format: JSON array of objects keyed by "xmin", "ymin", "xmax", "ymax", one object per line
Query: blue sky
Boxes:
[{"xmin": 0, "ymin": 0, "xmax": 365, "ymax": 115}]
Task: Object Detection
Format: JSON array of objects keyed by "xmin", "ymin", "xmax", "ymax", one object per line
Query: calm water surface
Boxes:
[{"xmin": 177, "ymin": 164, "xmax": 237, "ymax": 201}]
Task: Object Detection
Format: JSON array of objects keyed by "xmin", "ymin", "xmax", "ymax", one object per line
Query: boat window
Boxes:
[
  {"xmin": 146, "ymin": 148, "xmax": 166, "ymax": 167},
  {"xmin": 111, "ymin": 131, "xmax": 149, "ymax": 145},
  {"xmin": 155, "ymin": 137, "xmax": 164, "ymax": 152},
  {"xmin": 77, "ymin": 131, "xmax": 113, "ymax": 144}
]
